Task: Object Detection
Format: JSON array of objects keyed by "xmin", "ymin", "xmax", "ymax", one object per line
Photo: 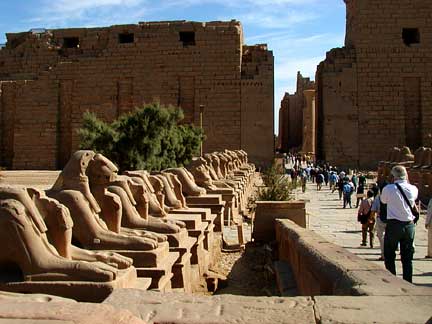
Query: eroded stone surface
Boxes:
[
  {"xmin": 105, "ymin": 289, "xmax": 315, "ymax": 324},
  {"xmin": 0, "ymin": 185, "xmax": 138, "ymax": 302},
  {"xmin": 0, "ymin": 301, "xmax": 146, "ymax": 324},
  {"xmin": 314, "ymin": 296, "xmax": 432, "ymax": 324},
  {"xmin": 105, "ymin": 289, "xmax": 432, "ymax": 324},
  {"xmin": 276, "ymin": 219, "xmax": 432, "ymax": 297}
]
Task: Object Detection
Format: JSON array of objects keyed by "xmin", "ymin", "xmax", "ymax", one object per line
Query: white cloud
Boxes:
[
  {"xmin": 49, "ymin": 0, "xmax": 143, "ymax": 13},
  {"xmin": 275, "ymin": 56, "xmax": 322, "ymax": 89},
  {"xmin": 33, "ymin": 0, "xmax": 323, "ymax": 27},
  {"xmin": 184, "ymin": 0, "xmax": 320, "ymax": 7},
  {"xmin": 248, "ymin": 32, "xmax": 344, "ymax": 50},
  {"xmin": 246, "ymin": 0, "xmax": 318, "ymax": 4},
  {"xmin": 235, "ymin": 10, "xmax": 317, "ymax": 29},
  {"xmin": 29, "ymin": 0, "xmax": 147, "ymax": 26}
]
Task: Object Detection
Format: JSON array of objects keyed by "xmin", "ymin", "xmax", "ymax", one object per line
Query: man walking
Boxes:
[
  {"xmin": 329, "ymin": 171, "xmax": 337, "ymax": 192},
  {"xmin": 358, "ymin": 190, "xmax": 375, "ymax": 247},
  {"xmin": 316, "ymin": 171, "xmax": 324, "ymax": 191},
  {"xmin": 351, "ymin": 172, "xmax": 358, "ymax": 191},
  {"xmin": 342, "ymin": 180, "xmax": 353, "ymax": 208},
  {"xmin": 300, "ymin": 169, "xmax": 307, "ymax": 193},
  {"xmin": 380, "ymin": 165, "xmax": 418, "ymax": 283}
]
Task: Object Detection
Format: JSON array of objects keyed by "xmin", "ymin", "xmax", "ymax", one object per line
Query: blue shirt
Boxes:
[{"xmin": 371, "ymin": 196, "xmax": 380, "ymax": 212}]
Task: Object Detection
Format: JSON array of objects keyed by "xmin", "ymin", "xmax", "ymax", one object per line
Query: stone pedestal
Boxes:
[
  {"xmin": 167, "ymin": 214, "xmax": 209, "ymax": 276},
  {"xmin": 252, "ymin": 201, "xmax": 307, "ymax": 242},
  {"xmin": 0, "ymin": 267, "xmax": 140, "ymax": 303},
  {"xmin": 185, "ymin": 195, "xmax": 225, "ymax": 231},
  {"xmin": 116, "ymin": 242, "xmax": 178, "ymax": 291},
  {"xmin": 170, "ymin": 236, "xmax": 196, "ymax": 292},
  {"xmin": 169, "ymin": 208, "xmax": 217, "ymax": 264}
]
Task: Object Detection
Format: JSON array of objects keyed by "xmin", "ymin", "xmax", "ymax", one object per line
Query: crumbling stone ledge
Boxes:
[
  {"xmin": 100, "ymin": 220, "xmax": 432, "ymax": 323},
  {"xmin": 275, "ymin": 219, "xmax": 432, "ymax": 297},
  {"xmin": 103, "ymin": 289, "xmax": 432, "ymax": 324}
]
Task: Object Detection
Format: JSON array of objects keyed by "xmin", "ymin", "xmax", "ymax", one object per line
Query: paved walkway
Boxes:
[{"xmin": 293, "ymin": 181, "xmax": 432, "ymax": 288}]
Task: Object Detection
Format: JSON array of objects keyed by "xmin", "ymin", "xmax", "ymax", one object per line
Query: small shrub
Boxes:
[{"xmin": 257, "ymin": 164, "xmax": 294, "ymax": 201}]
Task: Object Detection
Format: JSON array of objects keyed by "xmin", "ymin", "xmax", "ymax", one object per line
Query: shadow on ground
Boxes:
[
  {"xmin": 214, "ymin": 244, "xmax": 278, "ymax": 297},
  {"xmin": 338, "ymin": 230, "xmax": 362, "ymax": 234}
]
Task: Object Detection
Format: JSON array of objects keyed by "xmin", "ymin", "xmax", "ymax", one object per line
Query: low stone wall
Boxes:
[
  {"xmin": 253, "ymin": 201, "xmax": 307, "ymax": 242},
  {"xmin": 97, "ymin": 219, "xmax": 432, "ymax": 323},
  {"xmin": 275, "ymin": 219, "xmax": 432, "ymax": 297},
  {"xmin": 103, "ymin": 288, "xmax": 432, "ymax": 324}
]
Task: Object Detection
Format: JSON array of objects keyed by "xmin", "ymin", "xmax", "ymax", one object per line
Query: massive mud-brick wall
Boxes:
[
  {"xmin": 317, "ymin": 0, "xmax": 432, "ymax": 168},
  {"xmin": 0, "ymin": 21, "xmax": 274, "ymax": 169},
  {"xmin": 241, "ymin": 44, "xmax": 274, "ymax": 164},
  {"xmin": 277, "ymin": 72, "xmax": 314, "ymax": 153},
  {"xmin": 277, "ymin": 93, "xmax": 289, "ymax": 152}
]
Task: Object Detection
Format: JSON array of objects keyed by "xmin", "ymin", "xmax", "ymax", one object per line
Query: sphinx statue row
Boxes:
[
  {"xmin": 378, "ymin": 146, "xmax": 432, "ymax": 202},
  {"xmin": 0, "ymin": 149, "xmax": 256, "ymax": 301}
]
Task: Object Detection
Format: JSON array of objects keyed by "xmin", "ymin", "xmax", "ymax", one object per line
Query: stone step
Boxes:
[
  {"xmin": 167, "ymin": 213, "xmax": 202, "ymax": 229},
  {"xmin": 169, "ymin": 207, "xmax": 211, "ymax": 221},
  {"xmin": 110, "ymin": 241, "xmax": 170, "ymax": 268},
  {"xmin": 204, "ymin": 222, "xmax": 215, "ymax": 251},
  {"xmin": 133, "ymin": 277, "xmax": 152, "ymax": 290},
  {"xmin": 151, "ymin": 272, "xmax": 173, "ymax": 292},
  {"xmin": 188, "ymin": 222, "xmax": 208, "ymax": 238},
  {"xmin": 186, "ymin": 194, "xmax": 222, "ymax": 205},
  {"xmin": 165, "ymin": 228, "xmax": 189, "ymax": 247},
  {"xmin": 171, "ymin": 251, "xmax": 192, "ymax": 292},
  {"xmin": 170, "ymin": 236, "xmax": 197, "ymax": 260},
  {"xmin": 136, "ymin": 251, "xmax": 179, "ymax": 290},
  {"xmin": 184, "ymin": 204, "xmax": 224, "ymax": 232}
]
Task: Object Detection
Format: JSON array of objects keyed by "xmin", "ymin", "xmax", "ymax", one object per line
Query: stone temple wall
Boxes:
[
  {"xmin": 277, "ymin": 93, "xmax": 289, "ymax": 152},
  {"xmin": 0, "ymin": 21, "xmax": 274, "ymax": 169},
  {"xmin": 241, "ymin": 45, "xmax": 274, "ymax": 164},
  {"xmin": 317, "ymin": 0, "xmax": 432, "ymax": 168},
  {"xmin": 277, "ymin": 72, "xmax": 314, "ymax": 153}
]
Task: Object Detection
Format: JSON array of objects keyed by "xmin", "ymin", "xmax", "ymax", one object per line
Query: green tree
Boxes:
[
  {"xmin": 78, "ymin": 103, "xmax": 204, "ymax": 171},
  {"xmin": 78, "ymin": 112, "xmax": 119, "ymax": 161}
]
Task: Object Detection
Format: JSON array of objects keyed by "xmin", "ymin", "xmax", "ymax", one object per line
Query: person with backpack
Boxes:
[
  {"xmin": 342, "ymin": 180, "xmax": 353, "ymax": 208},
  {"xmin": 290, "ymin": 168, "xmax": 298, "ymax": 187},
  {"xmin": 358, "ymin": 173, "xmax": 367, "ymax": 188},
  {"xmin": 381, "ymin": 165, "xmax": 419, "ymax": 283},
  {"xmin": 337, "ymin": 176, "xmax": 344, "ymax": 200},
  {"xmin": 358, "ymin": 190, "xmax": 375, "ymax": 247},
  {"xmin": 372, "ymin": 187, "xmax": 387, "ymax": 261},
  {"xmin": 355, "ymin": 182, "xmax": 365, "ymax": 208},
  {"xmin": 310, "ymin": 167, "xmax": 316, "ymax": 183},
  {"xmin": 329, "ymin": 171, "xmax": 337, "ymax": 192},
  {"xmin": 351, "ymin": 172, "xmax": 358, "ymax": 191},
  {"xmin": 323, "ymin": 169, "xmax": 329, "ymax": 187},
  {"xmin": 300, "ymin": 170, "xmax": 307, "ymax": 193},
  {"xmin": 316, "ymin": 171, "xmax": 324, "ymax": 191}
]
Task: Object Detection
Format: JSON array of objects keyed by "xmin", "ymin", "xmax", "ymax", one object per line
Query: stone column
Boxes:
[{"xmin": 302, "ymin": 89, "xmax": 316, "ymax": 157}]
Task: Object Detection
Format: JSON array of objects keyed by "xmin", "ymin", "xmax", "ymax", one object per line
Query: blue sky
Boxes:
[{"xmin": 0, "ymin": 0, "xmax": 346, "ymax": 131}]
